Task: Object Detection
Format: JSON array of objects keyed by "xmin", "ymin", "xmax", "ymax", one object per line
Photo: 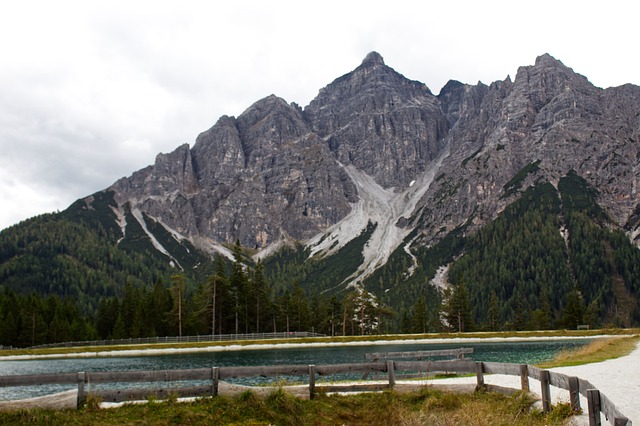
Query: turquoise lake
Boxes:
[{"xmin": 0, "ymin": 339, "xmax": 590, "ymax": 400}]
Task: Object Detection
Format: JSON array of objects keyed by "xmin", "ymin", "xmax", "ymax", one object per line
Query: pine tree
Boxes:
[
  {"xmin": 411, "ymin": 297, "xmax": 428, "ymax": 333},
  {"xmin": 562, "ymin": 285, "xmax": 585, "ymax": 329},
  {"xmin": 487, "ymin": 291, "xmax": 500, "ymax": 331},
  {"xmin": 251, "ymin": 259, "xmax": 271, "ymax": 333},
  {"xmin": 230, "ymin": 240, "xmax": 247, "ymax": 334},
  {"xmin": 443, "ymin": 281, "xmax": 474, "ymax": 332},
  {"xmin": 170, "ymin": 274, "xmax": 186, "ymax": 337}
]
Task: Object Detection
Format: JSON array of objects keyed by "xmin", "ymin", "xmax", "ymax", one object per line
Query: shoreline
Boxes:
[{"xmin": 0, "ymin": 335, "xmax": 604, "ymax": 361}]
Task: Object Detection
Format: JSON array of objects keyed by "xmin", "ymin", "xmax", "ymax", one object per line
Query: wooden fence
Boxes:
[{"xmin": 0, "ymin": 360, "xmax": 631, "ymax": 425}]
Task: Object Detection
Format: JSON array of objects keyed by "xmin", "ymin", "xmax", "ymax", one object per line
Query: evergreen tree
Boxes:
[
  {"xmin": 170, "ymin": 274, "xmax": 186, "ymax": 337},
  {"xmin": 250, "ymin": 259, "xmax": 271, "ymax": 333},
  {"xmin": 442, "ymin": 281, "xmax": 474, "ymax": 332},
  {"xmin": 230, "ymin": 240, "xmax": 247, "ymax": 334},
  {"xmin": 530, "ymin": 285, "xmax": 552, "ymax": 330},
  {"xmin": 411, "ymin": 297, "xmax": 428, "ymax": 334},
  {"xmin": 208, "ymin": 255, "xmax": 229, "ymax": 335},
  {"xmin": 148, "ymin": 279, "xmax": 172, "ymax": 336},
  {"xmin": 487, "ymin": 291, "xmax": 500, "ymax": 331},
  {"xmin": 562, "ymin": 285, "xmax": 585, "ymax": 329},
  {"xmin": 290, "ymin": 283, "xmax": 310, "ymax": 332}
]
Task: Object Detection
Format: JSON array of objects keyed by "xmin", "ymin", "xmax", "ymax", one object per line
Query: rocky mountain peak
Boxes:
[
  {"xmin": 304, "ymin": 53, "xmax": 444, "ymax": 188},
  {"xmin": 534, "ymin": 53, "xmax": 565, "ymax": 68},
  {"xmin": 360, "ymin": 51, "xmax": 385, "ymax": 67}
]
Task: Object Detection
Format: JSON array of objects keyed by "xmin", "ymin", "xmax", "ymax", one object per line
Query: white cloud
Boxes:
[{"xmin": 0, "ymin": 0, "xmax": 638, "ymax": 230}]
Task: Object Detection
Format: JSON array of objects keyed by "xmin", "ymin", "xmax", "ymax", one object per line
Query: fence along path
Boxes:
[{"xmin": 0, "ymin": 359, "xmax": 632, "ymax": 425}]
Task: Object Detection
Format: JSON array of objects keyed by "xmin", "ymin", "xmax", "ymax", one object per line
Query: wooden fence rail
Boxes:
[
  {"xmin": 364, "ymin": 347, "xmax": 474, "ymax": 361},
  {"xmin": 0, "ymin": 360, "xmax": 631, "ymax": 425}
]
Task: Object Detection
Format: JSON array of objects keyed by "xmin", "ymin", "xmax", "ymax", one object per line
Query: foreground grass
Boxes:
[
  {"xmin": 0, "ymin": 388, "xmax": 575, "ymax": 426},
  {"xmin": 2, "ymin": 328, "xmax": 638, "ymax": 359},
  {"xmin": 537, "ymin": 334, "xmax": 640, "ymax": 368}
]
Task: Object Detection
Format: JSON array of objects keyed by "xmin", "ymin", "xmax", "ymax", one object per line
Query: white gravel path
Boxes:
[{"xmin": 410, "ymin": 341, "xmax": 640, "ymax": 425}]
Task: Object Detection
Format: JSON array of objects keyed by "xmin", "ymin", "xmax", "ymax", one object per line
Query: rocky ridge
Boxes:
[{"xmin": 103, "ymin": 52, "xmax": 640, "ymax": 285}]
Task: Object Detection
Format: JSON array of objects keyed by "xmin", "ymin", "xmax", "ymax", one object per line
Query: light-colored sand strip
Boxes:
[
  {"xmin": 0, "ymin": 335, "xmax": 603, "ymax": 361},
  {"xmin": 0, "ymin": 389, "xmax": 77, "ymax": 411}
]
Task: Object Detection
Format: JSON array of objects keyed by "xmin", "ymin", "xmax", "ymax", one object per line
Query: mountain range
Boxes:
[{"xmin": 2, "ymin": 51, "xmax": 640, "ymax": 332}]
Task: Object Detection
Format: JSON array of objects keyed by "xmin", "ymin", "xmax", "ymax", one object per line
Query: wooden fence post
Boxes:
[
  {"xmin": 568, "ymin": 376, "xmax": 580, "ymax": 412},
  {"xmin": 519, "ymin": 364, "xmax": 529, "ymax": 392},
  {"xmin": 387, "ymin": 361, "xmax": 395, "ymax": 388},
  {"xmin": 587, "ymin": 389, "xmax": 601, "ymax": 426},
  {"xmin": 540, "ymin": 370, "xmax": 551, "ymax": 413},
  {"xmin": 309, "ymin": 365, "xmax": 316, "ymax": 400},
  {"xmin": 613, "ymin": 416, "xmax": 630, "ymax": 426},
  {"xmin": 475, "ymin": 362, "xmax": 485, "ymax": 390},
  {"xmin": 211, "ymin": 367, "xmax": 219, "ymax": 397},
  {"xmin": 76, "ymin": 372, "xmax": 86, "ymax": 408}
]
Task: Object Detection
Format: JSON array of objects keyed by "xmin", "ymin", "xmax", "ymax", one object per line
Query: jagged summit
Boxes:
[
  {"xmin": 361, "ymin": 51, "xmax": 385, "ymax": 67},
  {"xmin": 534, "ymin": 53, "xmax": 564, "ymax": 67}
]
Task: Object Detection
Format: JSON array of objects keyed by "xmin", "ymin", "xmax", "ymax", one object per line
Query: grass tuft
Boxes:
[{"xmin": 537, "ymin": 335, "xmax": 640, "ymax": 368}]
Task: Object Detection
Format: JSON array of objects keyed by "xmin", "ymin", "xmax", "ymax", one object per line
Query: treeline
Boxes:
[
  {"xmin": 0, "ymin": 241, "xmax": 393, "ymax": 348},
  {"xmin": 0, "ymin": 288, "xmax": 97, "ymax": 347}
]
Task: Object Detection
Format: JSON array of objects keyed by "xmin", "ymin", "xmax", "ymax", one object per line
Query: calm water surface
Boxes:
[{"xmin": 0, "ymin": 339, "xmax": 589, "ymax": 400}]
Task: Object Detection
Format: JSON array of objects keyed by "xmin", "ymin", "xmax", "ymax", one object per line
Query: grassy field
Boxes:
[
  {"xmin": 0, "ymin": 387, "xmax": 576, "ymax": 426},
  {"xmin": 536, "ymin": 334, "xmax": 640, "ymax": 368}
]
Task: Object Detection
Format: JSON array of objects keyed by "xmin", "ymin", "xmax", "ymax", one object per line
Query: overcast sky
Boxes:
[{"xmin": 1, "ymin": 0, "xmax": 638, "ymax": 231}]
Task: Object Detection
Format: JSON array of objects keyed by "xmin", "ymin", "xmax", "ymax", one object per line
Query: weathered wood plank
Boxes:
[
  {"xmin": 93, "ymin": 385, "xmax": 212, "ymax": 403},
  {"xmin": 540, "ymin": 370, "xmax": 551, "ymax": 413},
  {"xmin": 476, "ymin": 362, "xmax": 484, "ymax": 388},
  {"xmin": 0, "ymin": 372, "xmax": 79, "ymax": 387},
  {"xmin": 387, "ymin": 361, "xmax": 395, "ymax": 388},
  {"xmin": 548, "ymin": 371, "xmax": 571, "ymax": 390},
  {"xmin": 587, "ymin": 389, "xmax": 601, "ymax": 426},
  {"xmin": 308, "ymin": 365, "xmax": 315, "ymax": 400},
  {"xmin": 482, "ymin": 362, "xmax": 520, "ymax": 376},
  {"xmin": 211, "ymin": 367, "xmax": 219, "ymax": 397},
  {"xmin": 315, "ymin": 363, "xmax": 386, "ymax": 376},
  {"xmin": 578, "ymin": 378, "xmax": 598, "ymax": 398},
  {"xmin": 600, "ymin": 392, "xmax": 631, "ymax": 426},
  {"xmin": 218, "ymin": 365, "xmax": 308, "ymax": 379},
  {"xmin": 568, "ymin": 376, "xmax": 580, "ymax": 412},
  {"xmin": 315, "ymin": 384, "xmax": 390, "ymax": 393},
  {"xmin": 393, "ymin": 360, "xmax": 476, "ymax": 373},
  {"xmin": 519, "ymin": 365, "xmax": 530, "ymax": 392},
  {"xmin": 87, "ymin": 368, "xmax": 211, "ymax": 384},
  {"xmin": 528, "ymin": 365, "xmax": 542, "ymax": 381},
  {"xmin": 365, "ymin": 348, "xmax": 474, "ymax": 360}
]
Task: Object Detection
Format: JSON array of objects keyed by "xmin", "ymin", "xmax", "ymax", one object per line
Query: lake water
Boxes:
[{"xmin": 0, "ymin": 339, "xmax": 589, "ymax": 400}]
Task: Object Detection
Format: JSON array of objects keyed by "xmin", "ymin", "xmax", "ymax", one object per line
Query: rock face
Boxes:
[
  {"xmin": 412, "ymin": 54, "xmax": 640, "ymax": 245},
  {"xmin": 105, "ymin": 52, "xmax": 640, "ymax": 278},
  {"xmin": 304, "ymin": 52, "xmax": 447, "ymax": 188}
]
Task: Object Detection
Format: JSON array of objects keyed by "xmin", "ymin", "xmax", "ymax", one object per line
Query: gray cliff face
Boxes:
[
  {"xmin": 304, "ymin": 52, "xmax": 448, "ymax": 189},
  {"xmin": 412, "ymin": 54, "xmax": 640, "ymax": 244},
  {"xmin": 111, "ymin": 95, "xmax": 357, "ymax": 249},
  {"xmin": 106, "ymin": 52, "xmax": 640, "ymax": 263}
]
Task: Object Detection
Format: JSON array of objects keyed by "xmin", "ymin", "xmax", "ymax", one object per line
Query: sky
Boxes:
[{"xmin": 1, "ymin": 0, "xmax": 638, "ymax": 231}]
